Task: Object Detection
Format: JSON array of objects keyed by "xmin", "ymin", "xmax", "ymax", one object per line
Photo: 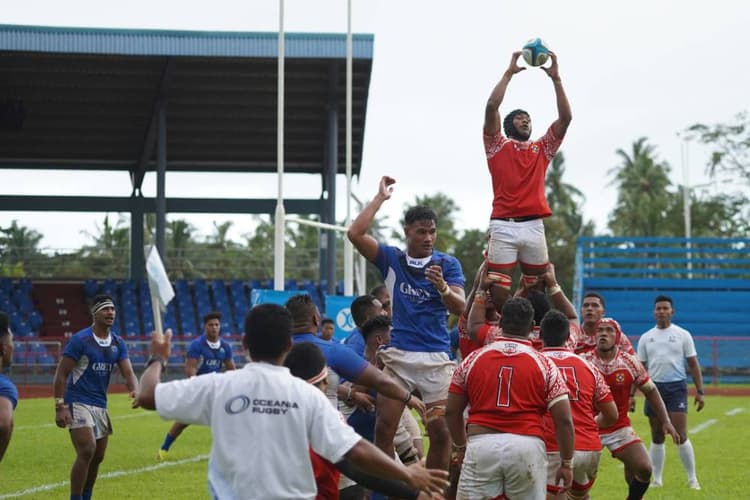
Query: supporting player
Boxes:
[
  {"xmin": 540, "ymin": 310, "xmax": 618, "ymax": 499},
  {"xmin": 0, "ymin": 312, "xmax": 18, "ymax": 463},
  {"xmin": 134, "ymin": 304, "xmax": 450, "ymax": 499},
  {"xmin": 158, "ymin": 311, "xmax": 235, "ymax": 460},
  {"xmin": 447, "ymin": 297, "xmax": 575, "ymax": 500},
  {"xmin": 343, "ymin": 294, "xmax": 385, "ymax": 356},
  {"xmin": 582, "ymin": 318, "xmax": 679, "ymax": 500},
  {"xmin": 53, "ymin": 295, "xmax": 139, "ymax": 500},
  {"xmin": 483, "ymin": 50, "xmax": 571, "ymax": 292},
  {"xmin": 348, "ymin": 176, "xmax": 466, "ymax": 471},
  {"xmin": 576, "ymin": 292, "xmax": 635, "ymax": 355},
  {"xmin": 369, "ymin": 284, "xmax": 392, "ymax": 319},
  {"xmin": 638, "ymin": 295, "xmax": 705, "ymax": 490}
]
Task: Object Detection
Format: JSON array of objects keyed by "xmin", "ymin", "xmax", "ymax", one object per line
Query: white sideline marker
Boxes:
[
  {"xmin": 15, "ymin": 411, "xmax": 153, "ymax": 431},
  {"xmin": 0, "ymin": 454, "xmax": 209, "ymax": 498},
  {"xmin": 689, "ymin": 418, "xmax": 718, "ymax": 434},
  {"xmin": 725, "ymin": 407, "xmax": 746, "ymax": 416}
]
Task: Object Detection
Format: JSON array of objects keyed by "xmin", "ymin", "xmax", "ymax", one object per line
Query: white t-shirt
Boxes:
[
  {"xmin": 155, "ymin": 362, "xmax": 362, "ymax": 500},
  {"xmin": 637, "ymin": 323, "xmax": 697, "ymax": 383}
]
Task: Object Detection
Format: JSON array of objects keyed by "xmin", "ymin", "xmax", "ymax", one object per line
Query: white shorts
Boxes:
[
  {"xmin": 378, "ymin": 347, "xmax": 455, "ymax": 404},
  {"xmin": 546, "ymin": 450, "xmax": 601, "ymax": 495},
  {"xmin": 457, "ymin": 433, "xmax": 547, "ymax": 500},
  {"xmin": 487, "ymin": 219, "xmax": 549, "ymax": 269},
  {"xmin": 600, "ymin": 426, "xmax": 642, "ymax": 455},
  {"xmin": 69, "ymin": 402, "xmax": 112, "ymax": 439}
]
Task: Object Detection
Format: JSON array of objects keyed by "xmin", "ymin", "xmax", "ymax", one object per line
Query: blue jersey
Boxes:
[
  {"xmin": 374, "ymin": 244, "xmax": 464, "ymax": 353},
  {"xmin": 343, "ymin": 328, "xmax": 366, "ymax": 357},
  {"xmin": 292, "ymin": 333, "xmax": 368, "ymax": 381},
  {"xmin": 63, "ymin": 328, "xmax": 128, "ymax": 408},
  {"xmin": 0, "ymin": 374, "xmax": 18, "ymax": 409},
  {"xmin": 187, "ymin": 335, "xmax": 233, "ymax": 376}
]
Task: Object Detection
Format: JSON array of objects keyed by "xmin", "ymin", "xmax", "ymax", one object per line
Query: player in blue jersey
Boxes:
[
  {"xmin": 53, "ymin": 295, "xmax": 139, "ymax": 500},
  {"xmin": 348, "ymin": 176, "xmax": 466, "ymax": 471},
  {"xmin": 284, "ymin": 294, "xmax": 426, "ymax": 417},
  {"xmin": 343, "ymin": 294, "xmax": 385, "ymax": 356},
  {"xmin": 0, "ymin": 312, "xmax": 18, "ymax": 463},
  {"xmin": 157, "ymin": 311, "xmax": 236, "ymax": 460}
]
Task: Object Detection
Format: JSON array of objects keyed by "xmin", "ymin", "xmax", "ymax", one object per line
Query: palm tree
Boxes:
[
  {"xmin": 0, "ymin": 220, "xmax": 43, "ymax": 276},
  {"xmin": 608, "ymin": 138, "xmax": 672, "ymax": 237},
  {"xmin": 546, "ymin": 151, "xmax": 585, "ymax": 234}
]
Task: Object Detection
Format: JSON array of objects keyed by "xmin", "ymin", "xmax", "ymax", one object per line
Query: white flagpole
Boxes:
[
  {"xmin": 344, "ymin": 0, "xmax": 354, "ymax": 296},
  {"xmin": 150, "ymin": 288, "xmax": 164, "ymax": 337},
  {"xmin": 274, "ymin": 0, "xmax": 286, "ymax": 291}
]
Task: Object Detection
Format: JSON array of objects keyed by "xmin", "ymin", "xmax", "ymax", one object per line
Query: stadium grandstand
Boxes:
[{"xmin": 574, "ymin": 236, "xmax": 750, "ymax": 383}]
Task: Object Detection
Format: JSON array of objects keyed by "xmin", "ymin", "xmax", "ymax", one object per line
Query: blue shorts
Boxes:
[{"xmin": 644, "ymin": 380, "xmax": 688, "ymax": 416}]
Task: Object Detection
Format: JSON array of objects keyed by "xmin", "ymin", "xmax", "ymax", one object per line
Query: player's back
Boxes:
[
  {"xmin": 582, "ymin": 349, "xmax": 648, "ymax": 433},
  {"xmin": 451, "ymin": 338, "xmax": 566, "ymax": 439},
  {"xmin": 541, "ymin": 349, "xmax": 612, "ymax": 451}
]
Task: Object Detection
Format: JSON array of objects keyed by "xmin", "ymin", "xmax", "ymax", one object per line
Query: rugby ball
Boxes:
[{"xmin": 522, "ymin": 38, "xmax": 550, "ymax": 67}]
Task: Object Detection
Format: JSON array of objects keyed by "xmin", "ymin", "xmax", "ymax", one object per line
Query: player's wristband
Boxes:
[
  {"xmin": 561, "ymin": 458, "xmax": 574, "ymax": 468},
  {"xmin": 403, "ymin": 391, "xmax": 412, "ymax": 404},
  {"xmin": 452, "ymin": 442, "xmax": 466, "ymax": 451},
  {"xmin": 548, "ymin": 284, "xmax": 562, "ymax": 296},
  {"xmin": 439, "ymin": 284, "xmax": 451, "ymax": 297},
  {"xmin": 145, "ymin": 356, "xmax": 168, "ymax": 370},
  {"xmin": 696, "ymin": 389, "xmax": 704, "ymax": 395},
  {"xmin": 54, "ymin": 397, "xmax": 65, "ymax": 408}
]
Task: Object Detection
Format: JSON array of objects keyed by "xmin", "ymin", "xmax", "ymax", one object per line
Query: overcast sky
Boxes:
[{"xmin": 2, "ymin": 0, "xmax": 748, "ymax": 250}]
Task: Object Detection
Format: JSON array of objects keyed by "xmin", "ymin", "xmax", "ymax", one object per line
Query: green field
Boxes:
[{"xmin": 1, "ymin": 394, "xmax": 748, "ymax": 499}]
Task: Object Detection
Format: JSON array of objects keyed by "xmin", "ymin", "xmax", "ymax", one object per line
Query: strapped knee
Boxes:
[{"xmin": 486, "ymin": 270, "xmax": 512, "ymax": 290}]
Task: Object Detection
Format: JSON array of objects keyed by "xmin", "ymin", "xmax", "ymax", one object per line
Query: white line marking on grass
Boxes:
[
  {"xmin": 0, "ymin": 454, "xmax": 209, "ymax": 498},
  {"xmin": 15, "ymin": 411, "xmax": 153, "ymax": 431},
  {"xmin": 690, "ymin": 418, "xmax": 718, "ymax": 434},
  {"xmin": 725, "ymin": 407, "xmax": 746, "ymax": 416}
]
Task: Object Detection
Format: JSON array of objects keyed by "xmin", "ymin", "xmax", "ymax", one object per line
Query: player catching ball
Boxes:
[{"xmin": 483, "ymin": 49, "xmax": 572, "ymax": 291}]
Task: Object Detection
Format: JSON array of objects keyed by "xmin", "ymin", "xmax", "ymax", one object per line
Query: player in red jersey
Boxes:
[
  {"xmin": 582, "ymin": 319, "xmax": 679, "ymax": 500},
  {"xmin": 575, "ymin": 293, "xmax": 635, "ymax": 356},
  {"xmin": 540, "ymin": 310, "xmax": 618, "ymax": 499},
  {"xmin": 483, "ymin": 51, "xmax": 571, "ymax": 291},
  {"xmin": 447, "ymin": 297, "xmax": 575, "ymax": 500},
  {"xmin": 457, "ymin": 262, "xmax": 500, "ymax": 358}
]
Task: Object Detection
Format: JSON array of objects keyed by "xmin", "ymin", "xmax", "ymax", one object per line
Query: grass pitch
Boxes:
[{"xmin": 1, "ymin": 393, "xmax": 748, "ymax": 499}]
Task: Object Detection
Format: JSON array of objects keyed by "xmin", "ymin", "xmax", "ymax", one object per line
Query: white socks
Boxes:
[
  {"xmin": 677, "ymin": 439, "xmax": 698, "ymax": 482},
  {"xmin": 650, "ymin": 442, "xmax": 666, "ymax": 482}
]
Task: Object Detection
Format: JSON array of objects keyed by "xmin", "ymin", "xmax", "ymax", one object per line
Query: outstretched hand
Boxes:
[
  {"xmin": 506, "ymin": 51, "xmax": 526, "ymax": 75},
  {"xmin": 149, "ymin": 328, "xmax": 173, "ymax": 359},
  {"xmin": 541, "ymin": 51, "xmax": 561, "ymax": 81},
  {"xmin": 377, "ymin": 176, "xmax": 396, "ymax": 201}
]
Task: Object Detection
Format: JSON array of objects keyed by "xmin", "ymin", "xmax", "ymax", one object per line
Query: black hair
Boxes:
[
  {"xmin": 500, "ymin": 297, "xmax": 534, "ymax": 336},
  {"xmin": 284, "ymin": 342, "xmax": 326, "ymax": 381},
  {"xmin": 583, "ymin": 291, "xmax": 606, "ymax": 308},
  {"xmin": 540, "ymin": 310, "xmax": 570, "ymax": 348},
  {"xmin": 369, "ymin": 284, "xmax": 387, "ymax": 298},
  {"xmin": 527, "ymin": 289, "xmax": 551, "ymax": 326},
  {"xmin": 284, "ymin": 293, "xmax": 317, "ymax": 329},
  {"xmin": 351, "ymin": 294, "xmax": 379, "ymax": 328},
  {"xmin": 654, "ymin": 295, "xmax": 673, "ymax": 306},
  {"xmin": 503, "ymin": 109, "xmax": 529, "ymax": 139},
  {"xmin": 243, "ymin": 304, "xmax": 292, "ymax": 361},
  {"xmin": 403, "ymin": 206, "xmax": 438, "ymax": 226},
  {"xmin": 361, "ymin": 315, "xmax": 392, "ymax": 342},
  {"xmin": 321, "ymin": 318, "xmax": 335, "ymax": 326},
  {"xmin": 0, "ymin": 312, "xmax": 8, "ymax": 336},
  {"xmin": 203, "ymin": 311, "xmax": 222, "ymax": 324}
]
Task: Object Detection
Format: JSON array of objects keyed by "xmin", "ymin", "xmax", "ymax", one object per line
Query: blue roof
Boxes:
[{"xmin": 0, "ymin": 24, "xmax": 374, "ymax": 59}]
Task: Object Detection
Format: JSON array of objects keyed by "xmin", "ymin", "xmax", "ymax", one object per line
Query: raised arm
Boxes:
[
  {"xmin": 484, "ymin": 52, "xmax": 525, "ymax": 136},
  {"xmin": 541, "ymin": 52, "xmax": 572, "ymax": 139},
  {"xmin": 347, "ymin": 176, "xmax": 395, "ymax": 262},
  {"xmin": 135, "ymin": 330, "xmax": 173, "ymax": 411},
  {"xmin": 541, "ymin": 265, "xmax": 577, "ymax": 321}
]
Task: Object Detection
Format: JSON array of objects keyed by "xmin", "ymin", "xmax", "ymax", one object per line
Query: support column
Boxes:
[
  {"xmin": 324, "ymin": 63, "xmax": 338, "ymax": 296},
  {"xmin": 156, "ymin": 102, "xmax": 167, "ymax": 260},
  {"xmin": 129, "ymin": 196, "xmax": 145, "ymax": 282}
]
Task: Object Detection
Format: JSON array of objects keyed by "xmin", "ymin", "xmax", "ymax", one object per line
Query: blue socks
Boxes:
[
  {"xmin": 82, "ymin": 491, "xmax": 92, "ymax": 500},
  {"xmin": 161, "ymin": 433, "xmax": 176, "ymax": 451}
]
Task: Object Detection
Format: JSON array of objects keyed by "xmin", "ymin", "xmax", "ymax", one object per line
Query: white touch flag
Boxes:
[{"xmin": 146, "ymin": 245, "xmax": 175, "ymax": 313}]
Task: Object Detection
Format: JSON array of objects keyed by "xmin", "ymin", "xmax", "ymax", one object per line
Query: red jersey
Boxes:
[
  {"xmin": 478, "ymin": 322, "xmax": 579, "ymax": 351},
  {"xmin": 582, "ymin": 349, "xmax": 650, "ymax": 433},
  {"xmin": 450, "ymin": 338, "xmax": 568, "ymax": 440},
  {"xmin": 575, "ymin": 327, "xmax": 635, "ymax": 356},
  {"xmin": 484, "ymin": 125, "xmax": 563, "ymax": 218},
  {"xmin": 310, "ymin": 450, "xmax": 340, "ymax": 500},
  {"xmin": 541, "ymin": 348, "xmax": 613, "ymax": 451},
  {"xmin": 457, "ymin": 313, "xmax": 483, "ymax": 358}
]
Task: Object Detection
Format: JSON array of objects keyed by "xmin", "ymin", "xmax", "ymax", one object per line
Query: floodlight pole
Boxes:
[
  {"xmin": 274, "ymin": 0, "xmax": 286, "ymax": 291},
  {"xmin": 344, "ymin": 0, "xmax": 354, "ymax": 296},
  {"xmin": 681, "ymin": 138, "xmax": 692, "ymax": 278}
]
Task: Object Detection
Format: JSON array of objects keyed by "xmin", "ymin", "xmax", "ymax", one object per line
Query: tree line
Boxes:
[{"xmin": 2, "ymin": 114, "xmax": 749, "ymax": 294}]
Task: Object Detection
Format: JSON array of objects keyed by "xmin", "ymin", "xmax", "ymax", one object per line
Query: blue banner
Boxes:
[
  {"xmin": 325, "ymin": 295, "xmax": 357, "ymax": 343},
  {"xmin": 250, "ymin": 289, "xmax": 303, "ymax": 307}
]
